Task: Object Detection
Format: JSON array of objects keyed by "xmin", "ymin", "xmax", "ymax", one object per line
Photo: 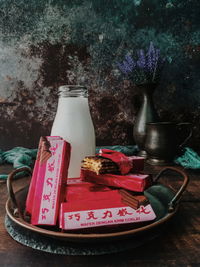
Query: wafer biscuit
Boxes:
[
  {"xmin": 81, "ymin": 156, "xmax": 119, "ymax": 175},
  {"xmin": 121, "ymin": 199, "xmax": 139, "ymax": 210},
  {"xmin": 39, "ymin": 141, "xmax": 51, "ymax": 164},
  {"xmin": 119, "ymin": 189, "xmax": 149, "ymax": 210}
]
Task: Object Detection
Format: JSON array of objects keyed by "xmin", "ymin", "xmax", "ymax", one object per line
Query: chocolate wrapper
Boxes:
[
  {"xmin": 26, "ymin": 136, "xmax": 71, "ymax": 226},
  {"xmin": 98, "ymin": 149, "xmax": 132, "ymax": 174},
  {"xmin": 81, "ymin": 169, "xmax": 152, "ymax": 192},
  {"xmin": 98, "ymin": 149, "xmax": 144, "ymax": 174}
]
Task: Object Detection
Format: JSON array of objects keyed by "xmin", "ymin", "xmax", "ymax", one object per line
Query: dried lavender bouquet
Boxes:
[{"xmin": 117, "ymin": 42, "xmax": 165, "ymax": 85}]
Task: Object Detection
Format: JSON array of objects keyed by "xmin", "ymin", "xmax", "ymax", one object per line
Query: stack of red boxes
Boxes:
[{"xmin": 26, "ymin": 137, "xmax": 156, "ymax": 231}]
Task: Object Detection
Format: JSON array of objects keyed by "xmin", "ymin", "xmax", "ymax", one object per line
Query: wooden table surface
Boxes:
[{"xmin": 0, "ymin": 164, "xmax": 199, "ymax": 267}]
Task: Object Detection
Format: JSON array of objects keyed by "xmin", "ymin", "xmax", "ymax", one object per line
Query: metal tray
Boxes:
[{"xmin": 5, "ymin": 166, "xmax": 189, "ymax": 244}]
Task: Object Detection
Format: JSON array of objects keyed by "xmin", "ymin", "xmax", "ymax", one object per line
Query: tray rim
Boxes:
[{"xmin": 5, "ymin": 186, "xmax": 178, "ymax": 242}]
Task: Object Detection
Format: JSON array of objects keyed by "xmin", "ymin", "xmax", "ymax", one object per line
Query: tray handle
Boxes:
[
  {"xmin": 154, "ymin": 166, "xmax": 189, "ymax": 212},
  {"xmin": 7, "ymin": 167, "xmax": 32, "ymax": 219}
]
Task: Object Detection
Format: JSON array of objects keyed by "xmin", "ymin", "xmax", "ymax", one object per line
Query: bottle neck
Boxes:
[{"xmin": 58, "ymin": 85, "xmax": 88, "ymax": 98}]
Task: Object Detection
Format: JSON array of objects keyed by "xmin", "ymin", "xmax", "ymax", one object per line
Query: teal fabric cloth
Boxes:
[
  {"xmin": 0, "ymin": 147, "xmax": 37, "ymax": 180},
  {"xmin": 174, "ymin": 147, "xmax": 200, "ymax": 169}
]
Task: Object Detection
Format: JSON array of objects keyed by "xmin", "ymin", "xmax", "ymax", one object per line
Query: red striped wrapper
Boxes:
[{"xmin": 81, "ymin": 169, "xmax": 152, "ymax": 192}]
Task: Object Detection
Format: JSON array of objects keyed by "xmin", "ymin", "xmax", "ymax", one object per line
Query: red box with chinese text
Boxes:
[
  {"xmin": 26, "ymin": 136, "xmax": 71, "ymax": 226},
  {"xmin": 59, "ymin": 198, "xmax": 156, "ymax": 230},
  {"xmin": 26, "ymin": 136, "xmax": 63, "ymax": 215},
  {"xmin": 60, "ymin": 179, "xmax": 156, "ymax": 231}
]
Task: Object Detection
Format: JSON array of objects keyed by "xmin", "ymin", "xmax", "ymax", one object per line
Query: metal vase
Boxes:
[{"xmin": 133, "ymin": 83, "xmax": 159, "ymax": 157}]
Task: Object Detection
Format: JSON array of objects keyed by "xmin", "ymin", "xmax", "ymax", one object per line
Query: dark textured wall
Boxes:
[{"xmin": 0, "ymin": 0, "xmax": 200, "ymax": 150}]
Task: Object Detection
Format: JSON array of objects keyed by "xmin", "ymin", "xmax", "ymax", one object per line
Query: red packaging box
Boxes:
[
  {"xmin": 26, "ymin": 136, "xmax": 62, "ymax": 214},
  {"xmin": 66, "ymin": 181, "xmax": 113, "ymax": 202},
  {"xmin": 81, "ymin": 169, "xmax": 152, "ymax": 192},
  {"xmin": 60, "ymin": 178, "xmax": 156, "ymax": 230},
  {"xmin": 26, "ymin": 136, "xmax": 71, "ymax": 225}
]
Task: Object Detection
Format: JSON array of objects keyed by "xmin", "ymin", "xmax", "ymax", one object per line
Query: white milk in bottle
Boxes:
[{"xmin": 51, "ymin": 85, "xmax": 96, "ymax": 178}]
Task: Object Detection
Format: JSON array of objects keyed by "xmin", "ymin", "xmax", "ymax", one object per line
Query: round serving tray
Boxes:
[{"xmin": 6, "ymin": 166, "xmax": 189, "ymax": 244}]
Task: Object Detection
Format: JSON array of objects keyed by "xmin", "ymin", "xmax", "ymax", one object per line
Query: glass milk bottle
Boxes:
[{"xmin": 51, "ymin": 85, "xmax": 96, "ymax": 178}]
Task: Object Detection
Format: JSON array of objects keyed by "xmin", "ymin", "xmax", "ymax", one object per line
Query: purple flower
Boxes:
[
  {"xmin": 148, "ymin": 41, "xmax": 155, "ymax": 55},
  {"xmin": 155, "ymin": 49, "xmax": 160, "ymax": 62},
  {"xmin": 117, "ymin": 54, "xmax": 136, "ymax": 75},
  {"xmin": 125, "ymin": 54, "xmax": 136, "ymax": 69},
  {"xmin": 137, "ymin": 49, "xmax": 146, "ymax": 69},
  {"xmin": 117, "ymin": 63, "xmax": 129, "ymax": 74},
  {"xmin": 147, "ymin": 42, "xmax": 156, "ymax": 72}
]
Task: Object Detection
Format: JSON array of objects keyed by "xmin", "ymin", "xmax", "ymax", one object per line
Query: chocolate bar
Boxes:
[
  {"xmin": 119, "ymin": 189, "xmax": 149, "ymax": 210},
  {"xmin": 39, "ymin": 138, "xmax": 52, "ymax": 163},
  {"xmin": 82, "ymin": 151, "xmax": 144, "ymax": 176},
  {"xmin": 121, "ymin": 199, "xmax": 138, "ymax": 210},
  {"xmin": 81, "ymin": 156, "xmax": 119, "ymax": 175}
]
